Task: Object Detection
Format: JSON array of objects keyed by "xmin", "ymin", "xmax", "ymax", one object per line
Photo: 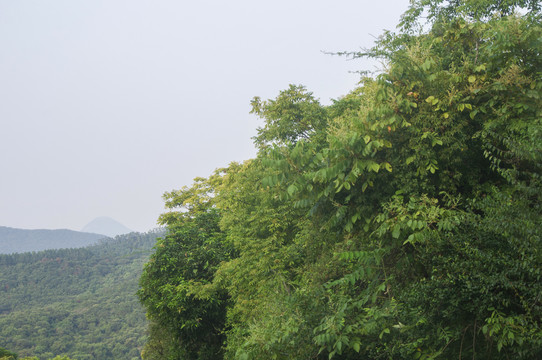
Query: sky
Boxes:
[{"xmin": 0, "ymin": 0, "xmax": 410, "ymax": 233}]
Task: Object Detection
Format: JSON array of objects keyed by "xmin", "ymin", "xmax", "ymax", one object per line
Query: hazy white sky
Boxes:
[{"xmin": 0, "ymin": 0, "xmax": 410, "ymax": 232}]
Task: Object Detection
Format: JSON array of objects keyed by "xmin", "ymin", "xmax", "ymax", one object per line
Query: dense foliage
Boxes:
[
  {"xmin": 0, "ymin": 231, "xmax": 163, "ymax": 360},
  {"xmin": 0, "ymin": 346, "xmax": 18, "ymax": 359},
  {"xmin": 138, "ymin": 178, "xmax": 235, "ymax": 359},
  {"xmin": 139, "ymin": 0, "xmax": 541, "ymax": 359},
  {"xmin": 0, "ymin": 347, "xmax": 75, "ymax": 360}
]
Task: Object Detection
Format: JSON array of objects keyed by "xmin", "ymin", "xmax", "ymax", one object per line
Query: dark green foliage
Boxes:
[
  {"xmin": 139, "ymin": 179, "xmax": 235, "ymax": 360},
  {"xmin": 139, "ymin": 1, "xmax": 541, "ymax": 358},
  {"xmin": 0, "ymin": 231, "xmax": 163, "ymax": 360},
  {"xmin": 0, "ymin": 346, "xmax": 18, "ymax": 359},
  {"xmin": 251, "ymin": 84, "xmax": 328, "ymax": 148}
]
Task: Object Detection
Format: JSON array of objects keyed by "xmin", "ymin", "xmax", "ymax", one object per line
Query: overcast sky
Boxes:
[{"xmin": 0, "ymin": 0, "xmax": 410, "ymax": 232}]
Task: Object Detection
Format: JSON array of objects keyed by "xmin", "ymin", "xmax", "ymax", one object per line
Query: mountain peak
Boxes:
[{"xmin": 81, "ymin": 217, "xmax": 132, "ymax": 237}]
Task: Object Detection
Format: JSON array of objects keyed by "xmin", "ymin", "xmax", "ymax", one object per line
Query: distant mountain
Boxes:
[
  {"xmin": 0, "ymin": 226, "xmax": 106, "ymax": 254},
  {"xmin": 81, "ymin": 217, "xmax": 133, "ymax": 237}
]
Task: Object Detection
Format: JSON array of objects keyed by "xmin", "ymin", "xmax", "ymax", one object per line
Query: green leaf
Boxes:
[
  {"xmin": 368, "ymin": 162, "xmax": 380, "ymax": 173},
  {"xmin": 474, "ymin": 64, "xmax": 486, "ymax": 72},
  {"xmin": 287, "ymin": 184, "xmax": 298, "ymax": 196},
  {"xmin": 383, "ymin": 162, "xmax": 392, "ymax": 172},
  {"xmin": 352, "ymin": 342, "xmax": 360, "ymax": 353},
  {"xmin": 379, "ymin": 328, "xmax": 390, "ymax": 339},
  {"xmin": 392, "ymin": 225, "xmax": 401, "ymax": 239},
  {"xmin": 425, "ymin": 95, "xmax": 439, "ymax": 105}
]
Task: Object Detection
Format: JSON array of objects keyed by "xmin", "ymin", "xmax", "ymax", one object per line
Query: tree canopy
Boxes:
[{"xmin": 139, "ymin": 0, "xmax": 542, "ymax": 358}]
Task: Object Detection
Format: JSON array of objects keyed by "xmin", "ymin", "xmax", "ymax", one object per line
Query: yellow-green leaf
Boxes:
[{"xmin": 383, "ymin": 162, "xmax": 392, "ymax": 172}]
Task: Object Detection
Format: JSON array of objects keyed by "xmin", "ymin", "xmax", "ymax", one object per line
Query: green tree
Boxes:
[
  {"xmin": 138, "ymin": 0, "xmax": 541, "ymax": 358},
  {"xmin": 0, "ymin": 346, "xmax": 17, "ymax": 360},
  {"xmin": 302, "ymin": 1, "xmax": 542, "ymax": 358},
  {"xmin": 138, "ymin": 176, "xmax": 235, "ymax": 360}
]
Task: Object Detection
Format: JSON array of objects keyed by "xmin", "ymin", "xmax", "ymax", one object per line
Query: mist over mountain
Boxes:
[
  {"xmin": 81, "ymin": 217, "xmax": 133, "ymax": 237},
  {"xmin": 0, "ymin": 227, "xmax": 106, "ymax": 254}
]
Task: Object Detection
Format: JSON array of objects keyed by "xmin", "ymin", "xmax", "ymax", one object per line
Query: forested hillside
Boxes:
[
  {"xmin": 0, "ymin": 231, "xmax": 163, "ymax": 360},
  {"xmin": 139, "ymin": 0, "xmax": 542, "ymax": 359},
  {"xmin": 0, "ymin": 227, "xmax": 106, "ymax": 254}
]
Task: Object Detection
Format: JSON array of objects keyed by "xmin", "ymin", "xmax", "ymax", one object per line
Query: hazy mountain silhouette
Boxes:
[
  {"xmin": 0, "ymin": 226, "xmax": 106, "ymax": 254},
  {"xmin": 81, "ymin": 217, "xmax": 132, "ymax": 237}
]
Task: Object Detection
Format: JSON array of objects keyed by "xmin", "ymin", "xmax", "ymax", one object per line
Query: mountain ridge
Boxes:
[{"xmin": 0, "ymin": 226, "xmax": 107, "ymax": 254}]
